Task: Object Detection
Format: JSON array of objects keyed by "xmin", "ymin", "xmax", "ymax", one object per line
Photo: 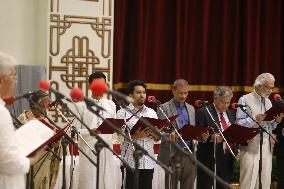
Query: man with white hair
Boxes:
[
  {"xmin": 236, "ymin": 73, "xmax": 284, "ymax": 189},
  {"xmin": 0, "ymin": 51, "xmax": 44, "ymax": 189}
]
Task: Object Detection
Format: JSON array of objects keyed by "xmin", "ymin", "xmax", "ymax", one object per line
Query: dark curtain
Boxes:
[{"xmin": 113, "ymin": 0, "xmax": 284, "ymax": 105}]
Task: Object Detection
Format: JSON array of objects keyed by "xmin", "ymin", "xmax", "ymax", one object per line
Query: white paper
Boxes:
[{"xmin": 15, "ymin": 119, "xmax": 54, "ymax": 156}]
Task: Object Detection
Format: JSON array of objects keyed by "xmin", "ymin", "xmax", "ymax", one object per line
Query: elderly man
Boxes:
[
  {"xmin": 0, "ymin": 51, "xmax": 44, "ymax": 189},
  {"xmin": 196, "ymin": 86, "xmax": 235, "ymax": 189},
  {"xmin": 236, "ymin": 73, "xmax": 283, "ymax": 189}
]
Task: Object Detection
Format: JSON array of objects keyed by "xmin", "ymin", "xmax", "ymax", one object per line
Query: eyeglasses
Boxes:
[
  {"xmin": 262, "ymin": 84, "xmax": 274, "ymax": 91},
  {"xmin": 2, "ymin": 75, "xmax": 17, "ymax": 80}
]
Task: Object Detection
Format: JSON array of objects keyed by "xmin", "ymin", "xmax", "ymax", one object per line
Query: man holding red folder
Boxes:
[
  {"xmin": 196, "ymin": 86, "xmax": 235, "ymax": 189},
  {"xmin": 116, "ymin": 80, "xmax": 159, "ymax": 189},
  {"xmin": 157, "ymin": 79, "xmax": 202, "ymax": 189},
  {"xmin": 236, "ymin": 73, "xmax": 283, "ymax": 189}
]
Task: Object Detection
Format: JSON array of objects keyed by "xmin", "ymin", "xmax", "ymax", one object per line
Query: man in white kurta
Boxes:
[
  {"xmin": 0, "ymin": 51, "xmax": 44, "ymax": 189},
  {"xmin": 74, "ymin": 72, "xmax": 116, "ymax": 189},
  {"xmin": 236, "ymin": 73, "xmax": 281, "ymax": 189}
]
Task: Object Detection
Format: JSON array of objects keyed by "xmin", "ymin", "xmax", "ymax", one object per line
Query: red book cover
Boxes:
[
  {"xmin": 96, "ymin": 118, "xmax": 126, "ymax": 134},
  {"xmin": 222, "ymin": 124, "xmax": 259, "ymax": 143},
  {"xmin": 178, "ymin": 125, "xmax": 213, "ymax": 140},
  {"xmin": 263, "ymin": 107, "xmax": 284, "ymax": 121},
  {"xmin": 130, "ymin": 115, "xmax": 178, "ymax": 134}
]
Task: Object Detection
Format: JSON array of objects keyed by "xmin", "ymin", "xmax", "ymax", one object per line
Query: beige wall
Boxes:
[{"xmin": 0, "ymin": 0, "xmax": 47, "ymax": 65}]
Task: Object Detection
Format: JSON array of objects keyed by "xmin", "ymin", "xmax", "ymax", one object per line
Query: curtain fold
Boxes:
[{"xmin": 114, "ymin": 0, "xmax": 284, "ymax": 103}]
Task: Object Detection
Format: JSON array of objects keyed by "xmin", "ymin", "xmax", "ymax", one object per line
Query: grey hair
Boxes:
[
  {"xmin": 214, "ymin": 86, "xmax": 233, "ymax": 97},
  {"xmin": 172, "ymin": 79, "xmax": 189, "ymax": 89},
  {"xmin": 0, "ymin": 51, "xmax": 17, "ymax": 76},
  {"xmin": 253, "ymin": 73, "xmax": 275, "ymax": 87}
]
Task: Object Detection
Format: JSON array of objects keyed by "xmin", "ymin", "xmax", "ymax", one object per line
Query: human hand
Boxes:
[
  {"xmin": 255, "ymin": 113, "xmax": 267, "ymax": 122},
  {"xmin": 274, "ymin": 113, "xmax": 284, "ymax": 123},
  {"xmin": 132, "ymin": 127, "xmax": 151, "ymax": 140}
]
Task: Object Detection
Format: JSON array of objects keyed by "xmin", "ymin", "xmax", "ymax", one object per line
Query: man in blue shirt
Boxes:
[{"xmin": 157, "ymin": 79, "xmax": 208, "ymax": 189}]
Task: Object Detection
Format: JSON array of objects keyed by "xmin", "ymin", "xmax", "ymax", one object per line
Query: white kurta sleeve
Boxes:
[{"xmin": 0, "ymin": 107, "xmax": 30, "ymax": 174}]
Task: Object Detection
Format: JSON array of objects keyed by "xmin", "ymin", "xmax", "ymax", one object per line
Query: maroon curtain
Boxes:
[{"xmin": 113, "ymin": 0, "xmax": 284, "ymax": 105}]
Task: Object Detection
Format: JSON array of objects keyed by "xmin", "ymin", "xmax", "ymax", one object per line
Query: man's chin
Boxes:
[{"xmin": 261, "ymin": 93, "xmax": 271, "ymax": 98}]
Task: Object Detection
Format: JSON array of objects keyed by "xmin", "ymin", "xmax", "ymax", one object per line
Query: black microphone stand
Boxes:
[
  {"xmin": 156, "ymin": 104, "xmax": 191, "ymax": 189},
  {"xmin": 26, "ymin": 98, "xmax": 98, "ymax": 189},
  {"xmin": 82, "ymin": 102, "xmax": 174, "ymax": 189},
  {"xmin": 52, "ymin": 102, "xmax": 97, "ymax": 189},
  {"xmin": 203, "ymin": 104, "xmax": 237, "ymax": 189},
  {"xmin": 238, "ymin": 106, "xmax": 277, "ymax": 189},
  {"xmin": 59, "ymin": 100, "xmax": 134, "ymax": 189}
]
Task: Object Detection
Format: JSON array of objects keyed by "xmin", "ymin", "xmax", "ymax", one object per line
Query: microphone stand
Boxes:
[
  {"xmin": 156, "ymin": 105, "xmax": 191, "ymax": 189},
  {"xmin": 58, "ymin": 100, "xmax": 134, "ymax": 189},
  {"xmin": 238, "ymin": 106, "xmax": 277, "ymax": 189},
  {"xmin": 120, "ymin": 104, "xmax": 233, "ymax": 189},
  {"xmin": 203, "ymin": 104, "xmax": 236, "ymax": 189},
  {"xmin": 52, "ymin": 103, "xmax": 98, "ymax": 189},
  {"xmin": 82, "ymin": 103, "xmax": 173, "ymax": 177},
  {"xmin": 119, "ymin": 106, "xmax": 135, "ymax": 189},
  {"xmin": 26, "ymin": 98, "xmax": 98, "ymax": 189}
]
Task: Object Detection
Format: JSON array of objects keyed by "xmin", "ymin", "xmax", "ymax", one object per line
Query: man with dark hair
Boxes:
[
  {"xmin": 75, "ymin": 71, "xmax": 116, "ymax": 189},
  {"xmin": 88, "ymin": 72, "xmax": 107, "ymax": 84},
  {"xmin": 196, "ymin": 86, "xmax": 235, "ymax": 189},
  {"xmin": 117, "ymin": 80, "xmax": 159, "ymax": 189}
]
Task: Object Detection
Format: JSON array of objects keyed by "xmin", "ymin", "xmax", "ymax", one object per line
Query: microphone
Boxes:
[
  {"xmin": 231, "ymin": 103, "xmax": 247, "ymax": 110},
  {"xmin": 70, "ymin": 87, "xmax": 105, "ymax": 111},
  {"xmin": 273, "ymin": 94, "xmax": 284, "ymax": 103},
  {"xmin": 38, "ymin": 80, "xmax": 72, "ymax": 103},
  {"xmin": 3, "ymin": 91, "xmax": 37, "ymax": 105},
  {"xmin": 194, "ymin": 100, "xmax": 209, "ymax": 108},
  {"xmin": 147, "ymin": 96, "xmax": 161, "ymax": 105},
  {"xmin": 89, "ymin": 79, "xmax": 133, "ymax": 104}
]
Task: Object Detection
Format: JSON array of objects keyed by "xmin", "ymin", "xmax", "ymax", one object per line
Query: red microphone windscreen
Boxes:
[
  {"xmin": 273, "ymin": 94, "xmax": 281, "ymax": 101},
  {"xmin": 194, "ymin": 100, "xmax": 202, "ymax": 108},
  {"xmin": 38, "ymin": 80, "xmax": 51, "ymax": 91},
  {"xmin": 3, "ymin": 96, "xmax": 15, "ymax": 105},
  {"xmin": 231, "ymin": 103, "xmax": 237, "ymax": 110},
  {"xmin": 148, "ymin": 96, "xmax": 155, "ymax": 102},
  {"xmin": 70, "ymin": 88, "xmax": 84, "ymax": 102},
  {"xmin": 90, "ymin": 79, "xmax": 108, "ymax": 97}
]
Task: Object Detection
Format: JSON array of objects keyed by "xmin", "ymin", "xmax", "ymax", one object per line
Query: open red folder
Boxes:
[
  {"xmin": 178, "ymin": 125, "xmax": 214, "ymax": 140},
  {"xmin": 222, "ymin": 124, "xmax": 259, "ymax": 143},
  {"xmin": 15, "ymin": 119, "xmax": 70, "ymax": 157},
  {"xmin": 263, "ymin": 107, "xmax": 284, "ymax": 121},
  {"xmin": 130, "ymin": 115, "xmax": 179, "ymax": 134},
  {"xmin": 96, "ymin": 118, "xmax": 126, "ymax": 134}
]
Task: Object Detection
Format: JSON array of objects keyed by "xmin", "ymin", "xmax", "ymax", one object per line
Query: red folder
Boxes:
[
  {"xmin": 263, "ymin": 107, "xmax": 284, "ymax": 121},
  {"xmin": 130, "ymin": 115, "xmax": 179, "ymax": 134},
  {"xmin": 222, "ymin": 124, "xmax": 259, "ymax": 143},
  {"xmin": 96, "ymin": 118, "xmax": 126, "ymax": 134},
  {"xmin": 178, "ymin": 125, "xmax": 213, "ymax": 140}
]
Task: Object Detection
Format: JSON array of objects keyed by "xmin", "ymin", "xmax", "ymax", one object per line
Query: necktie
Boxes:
[
  {"xmin": 261, "ymin": 97, "xmax": 266, "ymax": 113},
  {"xmin": 220, "ymin": 112, "xmax": 228, "ymax": 131}
]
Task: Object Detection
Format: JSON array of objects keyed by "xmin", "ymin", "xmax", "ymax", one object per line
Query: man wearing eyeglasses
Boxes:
[
  {"xmin": 0, "ymin": 51, "xmax": 45, "ymax": 189},
  {"xmin": 236, "ymin": 73, "xmax": 284, "ymax": 189}
]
